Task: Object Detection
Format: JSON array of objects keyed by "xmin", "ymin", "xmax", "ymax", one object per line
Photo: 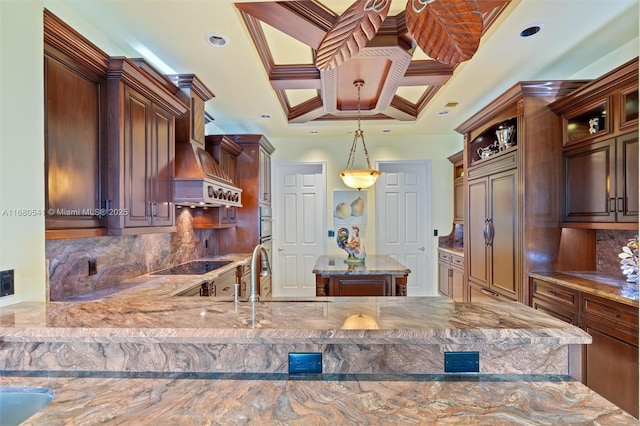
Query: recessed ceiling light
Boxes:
[
  {"xmin": 520, "ymin": 24, "xmax": 543, "ymax": 38},
  {"xmin": 438, "ymin": 110, "xmax": 450, "ymax": 116},
  {"xmin": 259, "ymin": 113, "xmax": 272, "ymax": 119},
  {"xmin": 205, "ymin": 32, "xmax": 229, "ymax": 47},
  {"xmin": 382, "ymin": 129, "xmax": 391, "ymax": 133},
  {"xmin": 309, "ymin": 130, "xmax": 319, "ymax": 134}
]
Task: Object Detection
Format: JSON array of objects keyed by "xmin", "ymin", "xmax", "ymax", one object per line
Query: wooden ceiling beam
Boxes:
[
  {"xmin": 400, "ymin": 61, "xmax": 454, "ymax": 86},
  {"xmin": 235, "ymin": 2, "xmax": 330, "ymax": 49},
  {"xmin": 269, "ymin": 65, "xmax": 321, "ymax": 90}
]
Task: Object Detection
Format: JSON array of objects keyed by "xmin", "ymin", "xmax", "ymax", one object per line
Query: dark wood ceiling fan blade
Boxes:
[
  {"xmin": 405, "ymin": 0, "xmax": 483, "ymax": 65},
  {"xmin": 314, "ymin": 0, "xmax": 391, "ymax": 71}
]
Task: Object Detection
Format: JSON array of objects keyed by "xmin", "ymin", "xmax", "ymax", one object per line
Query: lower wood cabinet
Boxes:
[
  {"xmin": 437, "ymin": 249, "xmax": 464, "ymax": 301},
  {"xmin": 530, "ymin": 277, "xmax": 638, "ymax": 418},
  {"xmin": 315, "ymin": 274, "xmax": 408, "ymax": 297}
]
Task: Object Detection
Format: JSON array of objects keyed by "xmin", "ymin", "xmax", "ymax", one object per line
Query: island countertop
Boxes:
[{"xmin": 312, "ymin": 254, "xmax": 410, "ymax": 275}]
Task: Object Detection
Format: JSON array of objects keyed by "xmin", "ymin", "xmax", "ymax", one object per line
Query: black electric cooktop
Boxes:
[{"xmin": 151, "ymin": 260, "xmax": 233, "ymax": 275}]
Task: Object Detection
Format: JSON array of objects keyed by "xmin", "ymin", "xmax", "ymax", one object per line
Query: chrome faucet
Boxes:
[{"xmin": 249, "ymin": 244, "xmax": 270, "ymax": 302}]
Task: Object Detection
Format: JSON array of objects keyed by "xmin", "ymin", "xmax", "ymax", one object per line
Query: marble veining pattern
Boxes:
[
  {"xmin": 1, "ymin": 374, "xmax": 636, "ymax": 425},
  {"xmin": 45, "ymin": 209, "xmax": 216, "ymax": 301},
  {"xmin": 0, "ymin": 297, "xmax": 590, "ymax": 345}
]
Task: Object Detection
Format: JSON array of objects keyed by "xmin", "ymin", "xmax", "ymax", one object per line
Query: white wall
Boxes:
[
  {"xmin": 0, "ymin": 0, "xmax": 46, "ymax": 306},
  {"xmin": 271, "ymin": 132, "xmax": 462, "ymax": 237}
]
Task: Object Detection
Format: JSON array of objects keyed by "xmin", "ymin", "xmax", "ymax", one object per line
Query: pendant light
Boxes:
[{"xmin": 339, "ymin": 80, "xmax": 380, "ymax": 190}]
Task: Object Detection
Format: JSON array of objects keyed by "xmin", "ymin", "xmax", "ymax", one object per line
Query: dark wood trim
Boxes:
[
  {"xmin": 107, "ymin": 57, "xmax": 187, "ymax": 116},
  {"xmin": 456, "ymin": 80, "xmax": 589, "ymax": 135},
  {"xmin": 43, "ymin": 9, "xmax": 109, "ymax": 78},
  {"xmin": 549, "ymin": 57, "xmax": 639, "ymax": 114}
]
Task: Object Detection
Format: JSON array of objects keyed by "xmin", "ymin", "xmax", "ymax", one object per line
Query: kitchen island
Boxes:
[
  {"xmin": 313, "ymin": 254, "xmax": 410, "ymax": 296},
  {"xmin": 0, "ymin": 260, "xmax": 636, "ymax": 423}
]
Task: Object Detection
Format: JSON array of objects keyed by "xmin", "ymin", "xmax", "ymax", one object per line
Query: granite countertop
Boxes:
[
  {"xmin": 3, "ymin": 256, "xmax": 634, "ymax": 423},
  {"xmin": 3, "ymin": 373, "xmax": 636, "ymax": 425},
  {"xmin": 438, "ymin": 246, "xmax": 464, "ymax": 256},
  {"xmin": 529, "ymin": 271, "xmax": 638, "ymax": 307},
  {"xmin": 0, "ymin": 295, "xmax": 590, "ymax": 346},
  {"xmin": 313, "ymin": 255, "xmax": 411, "ymax": 275}
]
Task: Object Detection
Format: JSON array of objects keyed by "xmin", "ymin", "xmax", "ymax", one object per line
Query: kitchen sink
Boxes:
[{"xmin": 0, "ymin": 386, "xmax": 54, "ymax": 425}]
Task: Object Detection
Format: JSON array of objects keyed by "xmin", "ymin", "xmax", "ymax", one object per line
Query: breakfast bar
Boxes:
[{"xmin": 1, "ymin": 261, "xmax": 638, "ymax": 423}]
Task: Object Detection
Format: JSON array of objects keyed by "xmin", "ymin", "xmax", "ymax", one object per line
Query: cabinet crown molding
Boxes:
[
  {"xmin": 44, "ymin": 9, "xmax": 109, "ymax": 77},
  {"xmin": 107, "ymin": 57, "xmax": 188, "ymax": 116}
]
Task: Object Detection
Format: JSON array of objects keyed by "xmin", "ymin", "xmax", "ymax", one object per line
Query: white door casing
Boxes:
[
  {"xmin": 272, "ymin": 162, "xmax": 326, "ymax": 297},
  {"xmin": 375, "ymin": 160, "xmax": 432, "ymax": 296}
]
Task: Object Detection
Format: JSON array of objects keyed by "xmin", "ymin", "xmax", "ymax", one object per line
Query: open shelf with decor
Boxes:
[{"xmin": 468, "ymin": 117, "xmax": 518, "ymax": 166}]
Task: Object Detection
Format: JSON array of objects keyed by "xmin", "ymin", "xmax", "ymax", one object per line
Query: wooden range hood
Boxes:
[{"xmin": 171, "ymin": 74, "xmax": 243, "ymax": 208}]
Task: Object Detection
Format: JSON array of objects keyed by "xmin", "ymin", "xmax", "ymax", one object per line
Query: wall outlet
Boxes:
[
  {"xmin": 88, "ymin": 259, "xmax": 97, "ymax": 276},
  {"xmin": 288, "ymin": 352, "xmax": 322, "ymax": 374},
  {"xmin": 444, "ymin": 351, "xmax": 480, "ymax": 373},
  {"xmin": 0, "ymin": 269, "xmax": 14, "ymax": 297}
]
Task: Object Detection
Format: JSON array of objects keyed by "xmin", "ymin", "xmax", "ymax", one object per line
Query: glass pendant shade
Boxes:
[{"xmin": 339, "ymin": 80, "xmax": 380, "ymax": 190}]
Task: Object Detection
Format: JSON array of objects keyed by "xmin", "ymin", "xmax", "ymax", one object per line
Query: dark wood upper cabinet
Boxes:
[
  {"xmin": 106, "ymin": 58, "xmax": 187, "ymax": 235},
  {"xmin": 44, "ymin": 10, "xmax": 110, "ymax": 239},
  {"xmin": 550, "ymin": 57, "xmax": 638, "ymax": 230},
  {"xmin": 44, "ymin": 10, "xmax": 187, "ymax": 238}
]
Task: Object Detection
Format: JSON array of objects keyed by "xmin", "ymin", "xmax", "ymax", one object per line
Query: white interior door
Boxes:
[
  {"xmin": 272, "ymin": 162, "xmax": 326, "ymax": 297},
  {"xmin": 375, "ymin": 160, "xmax": 431, "ymax": 296}
]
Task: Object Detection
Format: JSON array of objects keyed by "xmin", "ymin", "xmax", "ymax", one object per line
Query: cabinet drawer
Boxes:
[
  {"xmin": 531, "ymin": 297, "xmax": 578, "ymax": 325},
  {"xmin": 531, "ymin": 278, "xmax": 579, "ymax": 309},
  {"xmin": 581, "ymin": 293, "xmax": 638, "ymax": 333},
  {"xmin": 438, "ymin": 251, "xmax": 452, "ymax": 262},
  {"xmin": 451, "ymin": 254, "xmax": 464, "ymax": 268}
]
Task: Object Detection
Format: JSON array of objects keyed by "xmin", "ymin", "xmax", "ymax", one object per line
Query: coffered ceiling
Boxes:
[
  {"xmin": 48, "ymin": 0, "xmax": 638, "ymax": 139},
  {"xmin": 235, "ymin": 0, "xmax": 510, "ymax": 124}
]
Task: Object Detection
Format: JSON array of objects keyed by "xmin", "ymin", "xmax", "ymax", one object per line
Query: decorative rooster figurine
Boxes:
[{"xmin": 336, "ymin": 226, "xmax": 366, "ymax": 264}]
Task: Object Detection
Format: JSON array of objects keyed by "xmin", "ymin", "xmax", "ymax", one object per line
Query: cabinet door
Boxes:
[
  {"xmin": 563, "ymin": 138, "xmax": 615, "ymax": 222},
  {"xmin": 581, "ymin": 316, "xmax": 639, "ymax": 418},
  {"xmin": 489, "ymin": 169, "xmax": 517, "ymax": 299},
  {"xmin": 467, "ymin": 177, "xmax": 489, "ymax": 288},
  {"xmin": 437, "ymin": 259, "xmax": 451, "ymax": 297},
  {"xmin": 451, "ymin": 265, "xmax": 464, "ymax": 302},
  {"xmin": 150, "ymin": 105, "xmax": 174, "ymax": 226},
  {"xmin": 453, "ymin": 179, "xmax": 464, "ymax": 223},
  {"xmin": 259, "ymin": 147, "xmax": 271, "ymax": 204},
  {"xmin": 616, "ymin": 132, "xmax": 638, "ymax": 222},
  {"xmin": 123, "ymin": 87, "xmax": 152, "ymax": 227},
  {"xmin": 44, "ymin": 52, "xmax": 106, "ymax": 230}
]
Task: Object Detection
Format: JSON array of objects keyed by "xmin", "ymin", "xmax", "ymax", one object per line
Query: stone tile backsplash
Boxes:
[
  {"xmin": 596, "ymin": 229, "xmax": 638, "ymax": 277},
  {"xmin": 46, "ymin": 208, "xmax": 216, "ymax": 301}
]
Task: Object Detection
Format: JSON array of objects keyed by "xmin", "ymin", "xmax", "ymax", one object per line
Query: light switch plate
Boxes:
[{"xmin": 0, "ymin": 269, "xmax": 14, "ymax": 297}]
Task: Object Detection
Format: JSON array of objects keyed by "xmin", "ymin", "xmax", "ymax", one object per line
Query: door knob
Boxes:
[
  {"xmin": 418, "ymin": 247, "xmax": 425, "ymax": 251},
  {"xmin": 277, "ymin": 248, "xmax": 283, "ymax": 252}
]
